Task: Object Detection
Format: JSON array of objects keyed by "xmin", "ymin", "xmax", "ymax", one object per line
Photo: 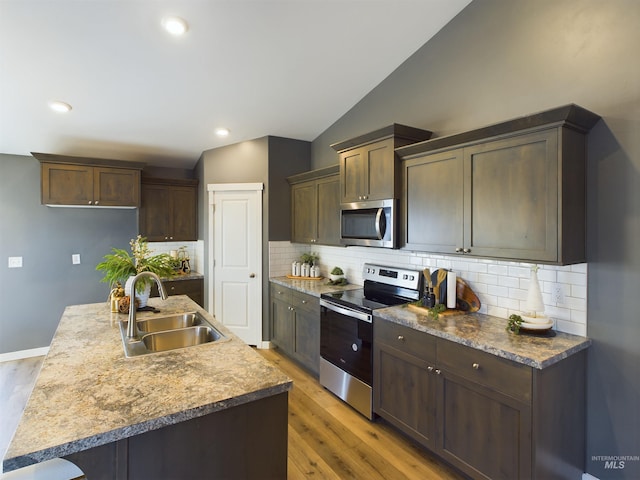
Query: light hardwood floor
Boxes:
[{"xmin": 256, "ymin": 348, "xmax": 466, "ymax": 480}]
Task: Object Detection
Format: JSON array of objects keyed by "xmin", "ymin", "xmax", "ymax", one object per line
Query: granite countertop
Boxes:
[
  {"xmin": 163, "ymin": 271, "xmax": 204, "ymax": 281},
  {"xmin": 375, "ymin": 305, "xmax": 591, "ymax": 369},
  {"xmin": 3, "ymin": 296, "xmax": 292, "ymax": 473},
  {"xmin": 270, "ymin": 276, "xmax": 362, "ymax": 296}
]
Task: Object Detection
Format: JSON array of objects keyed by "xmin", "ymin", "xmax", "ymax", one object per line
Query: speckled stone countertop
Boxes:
[
  {"xmin": 3, "ymin": 296, "xmax": 292, "ymax": 473},
  {"xmin": 163, "ymin": 271, "xmax": 203, "ymax": 281},
  {"xmin": 375, "ymin": 305, "xmax": 591, "ymax": 369},
  {"xmin": 270, "ymin": 276, "xmax": 362, "ymax": 296}
]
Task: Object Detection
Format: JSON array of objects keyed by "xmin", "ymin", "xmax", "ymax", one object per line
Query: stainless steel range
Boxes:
[{"xmin": 319, "ymin": 263, "xmax": 422, "ymax": 419}]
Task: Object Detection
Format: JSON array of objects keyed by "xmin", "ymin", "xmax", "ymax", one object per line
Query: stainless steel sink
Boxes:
[
  {"xmin": 142, "ymin": 326, "xmax": 223, "ymax": 352},
  {"xmin": 134, "ymin": 313, "xmax": 201, "ymax": 333},
  {"xmin": 119, "ymin": 311, "xmax": 228, "ymax": 357}
]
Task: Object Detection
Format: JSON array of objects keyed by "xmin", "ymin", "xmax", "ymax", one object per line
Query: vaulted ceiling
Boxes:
[{"xmin": 0, "ymin": 0, "xmax": 470, "ymax": 168}]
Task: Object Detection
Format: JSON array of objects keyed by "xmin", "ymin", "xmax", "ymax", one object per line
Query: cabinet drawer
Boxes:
[
  {"xmin": 163, "ymin": 279, "xmax": 201, "ymax": 296},
  {"xmin": 270, "ymin": 284, "xmax": 291, "ymax": 302},
  {"xmin": 437, "ymin": 339, "xmax": 532, "ymax": 403},
  {"xmin": 375, "ymin": 319, "xmax": 436, "ymax": 363},
  {"xmin": 291, "ymin": 290, "xmax": 318, "ymax": 314}
]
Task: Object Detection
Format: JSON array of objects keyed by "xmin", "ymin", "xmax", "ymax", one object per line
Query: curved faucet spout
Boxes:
[{"xmin": 127, "ymin": 272, "xmax": 168, "ymax": 338}]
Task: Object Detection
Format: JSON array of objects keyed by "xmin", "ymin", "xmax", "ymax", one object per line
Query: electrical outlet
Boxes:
[
  {"xmin": 552, "ymin": 284, "xmax": 564, "ymax": 304},
  {"xmin": 72, "ymin": 254, "xmax": 81, "ymax": 265},
  {"xmin": 8, "ymin": 256, "xmax": 23, "ymax": 268}
]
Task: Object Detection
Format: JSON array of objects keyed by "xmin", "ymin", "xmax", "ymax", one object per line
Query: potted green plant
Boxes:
[
  {"xmin": 330, "ymin": 266, "xmax": 344, "ymax": 282},
  {"xmin": 96, "ymin": 235, "xmax": 175, "ymax": 307}
]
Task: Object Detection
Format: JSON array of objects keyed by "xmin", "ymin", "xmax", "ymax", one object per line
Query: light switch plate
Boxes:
[
  {"xmin": 8, "ymin": 256, "xmax": 23, "ymax": 268},
  {"xmin": 72, "ymin": 254, "xmax": 81, "ymax": 265}
]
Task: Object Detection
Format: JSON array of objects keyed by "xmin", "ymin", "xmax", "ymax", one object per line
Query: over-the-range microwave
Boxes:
[{"xmin": 340, "ymin": 199, "xmax": 396, "ymax": 249}]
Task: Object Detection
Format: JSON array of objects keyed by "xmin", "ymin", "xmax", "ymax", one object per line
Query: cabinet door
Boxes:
[
  {"xmin": 402, "ymin": 149, "xmax": 464, "ymax": 253},
  {"xmin": 340, "ymin": 147, "xmax": 365, "ymax": 203},
  {"xmin": 151, "ymin": 278, "xmax": 204, "ymax": 307},
  {"xmin": 170, "ymin": 186, "xmax": 198, "ymax": 241},
  {"xmin": 94, "ymin": 167, "xmax": 140, "ymax": 207},
  {"xmin": 374, "ymin": 342, "xmax": 437, "ymax": 449},
  {"xmin": 437, "ymin": 371, "xmax": 532, "ymax": 480},
  {"xmin": 365, "ymin": 139, "xmax": 395, "ymax": 201},
  {"xmin": 139, "ymin": 184, "xmax": 171, "ymax": 241},
  {"xmin": 464, "ymin": 130, "xmax": 558, "ymax": 262},
  {"xmin": 291, "ymin": 181, "xmax": 317, "ymax": 243},
  {"xmin": 316, "ymin": 175, "xmax": 341, "ymax": 246},
  {"xmin": 270, "ymin": 287, "xmax": 293, "ymax": 354},
  {"xmin": 41, "ymin": 163, "xmax": 93, "ymax": 205}
]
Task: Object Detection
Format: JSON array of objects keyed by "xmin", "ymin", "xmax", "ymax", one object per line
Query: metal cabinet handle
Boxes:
[
  {"xmin": 427, "ymin": 366, "xmax": 434, "ymax": 372},
  {"xmin": 455, "ymin": 247, "xmax": 463, "ymax": 253},
  {"xmin": 472, "ymin": 363, "xmax": 480, "ymax": 370},
  {"xmin": 249, "ymin": 273, "xmax": 256, "ymax": 278},
  {"xmin": 302, "ymin": 300, "xmax": 307, "ymax": 304},
  {"xmin": 88, "ymin": 201, "xmax": 92, "ymax": 205},
  {"xmin": 94, "ymin": 200, "xmax": 99, "ymax": 205},
  {"xmin": 435, "ymin": 369, "xmax": 442, "ymax": 375},
  {"xmin": 397, "ymin": 335, "xmax": 404, "ymax": 341},
  {"xmin": 463, "ymin": 248, "xmax": 471, "ymax": 254}
]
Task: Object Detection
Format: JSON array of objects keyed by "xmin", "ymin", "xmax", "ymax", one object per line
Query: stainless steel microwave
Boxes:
[{"xmin": 340, "ymin": 199, "xmax": 396, "ymax": 248}]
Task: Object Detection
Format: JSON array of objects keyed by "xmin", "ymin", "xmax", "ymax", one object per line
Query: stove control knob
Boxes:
[
  {"xmin": 409, "ymin": 275, "xmax": 414, "ymax": 281},
  {"xmin": 351, "ymin": 343, "xmax": 359, "ymax": 352},
  {"xmin": 403, "ymin": 274, "xmax": 408, "ymax": 280}
]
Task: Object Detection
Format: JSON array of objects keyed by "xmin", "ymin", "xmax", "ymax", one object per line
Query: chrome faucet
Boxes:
[{"xmin": 127, "ymin": 272, "xmax": 167, "ymax": 338}]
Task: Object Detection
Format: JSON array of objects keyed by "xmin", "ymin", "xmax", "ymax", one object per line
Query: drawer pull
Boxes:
[
  {"xmin": 427, "ymin": 366, "xmax": 434, "ymax": 372},
  {"xmin": 302, "ymin": 300, "xmax": 307, "ymax": 304},
  {"xmin": 472, "ymin": 363, "xmax": 480, "ymax": 370},
  {"xmin": 397, "ymin": 335, "xmax": 405, "ymax": 341},
  {"xmin": 435, "ymin": 369, "xmax": 441, "ymax": 375}
]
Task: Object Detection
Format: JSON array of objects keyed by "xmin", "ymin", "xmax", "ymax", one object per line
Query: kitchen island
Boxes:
[{"xmin": 3, "ymin": 296, "xmax": 292, "ymax": 479}]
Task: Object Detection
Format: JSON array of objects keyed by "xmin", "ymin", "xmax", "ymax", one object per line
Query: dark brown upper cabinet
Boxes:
[
  {"xmin": 287, "ymin": 166, "xmax": 341, "ymax": 246},
  {"xmin": 139, "ymin": 177, "xmax": 198, "ymax": 242},
  {"xmin": 35, "ymin": 152, "xmax": 143, "ymax": 207},
  {"xmin": 331, "ymin": 124, "xmax": 432, "ymax": 204},
  {"xmin": 398, "ymin": 104, "xmax": 601, "ymax": 265}
]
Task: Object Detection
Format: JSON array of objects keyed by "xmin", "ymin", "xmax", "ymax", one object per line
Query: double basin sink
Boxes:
[{"xmin": 118, "ymin": 311, "xmax": 228, "ymax": 358}]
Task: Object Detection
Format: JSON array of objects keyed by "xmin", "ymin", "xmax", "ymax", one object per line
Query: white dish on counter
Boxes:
[{"xmin": 520, "ymin": 319, "xmax": 554, "ymax": 331}]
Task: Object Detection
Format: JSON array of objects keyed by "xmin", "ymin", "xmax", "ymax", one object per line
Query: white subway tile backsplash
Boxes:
[{"xmin": 268, "ymin": 241, "xmax": 588, "ymax": 336}]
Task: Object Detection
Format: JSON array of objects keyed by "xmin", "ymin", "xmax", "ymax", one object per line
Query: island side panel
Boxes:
[{"xmin": 64, "ymin": 392, "xmax": 288, "ymax": 479}]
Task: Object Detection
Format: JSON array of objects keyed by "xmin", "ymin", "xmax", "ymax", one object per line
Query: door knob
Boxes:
[{"xmin": 249, "ymin": 273, "xmax": 256, "ymax": 278}]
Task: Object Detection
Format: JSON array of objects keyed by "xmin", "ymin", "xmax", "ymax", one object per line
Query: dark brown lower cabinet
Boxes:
[
  {"xmin": 151, "ymin": 277, "xmax": 204, "ymax": 307},
  {"xmin": 374, "ymin": 318, "xmax": 586, "ymax": 480},
  {"xmin": 270, "ymin": 282, "xmax": 320, "ymax": 376},
  {"xmin": 64, "ymin": 391, "xmax": 288, "ymax": 480}
]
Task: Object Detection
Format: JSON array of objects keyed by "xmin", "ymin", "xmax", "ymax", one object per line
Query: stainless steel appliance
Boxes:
[
  {"xmin": 319, "ymin": 263, "xmax": 422, "ymax": 419},
  {"xmin": 340, "ymin": 199, "xmax": 396, "ymax": 248}
]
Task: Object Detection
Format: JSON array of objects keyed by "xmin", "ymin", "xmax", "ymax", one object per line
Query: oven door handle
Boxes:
[{"xmin": 320, "ymin": 299, "xmax": 373, "ymax": 323}]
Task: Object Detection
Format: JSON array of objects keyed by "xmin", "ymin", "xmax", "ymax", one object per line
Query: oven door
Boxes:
[{"xmin": 319, "ymin": 299, "xmax": 373, "ymax": 386}]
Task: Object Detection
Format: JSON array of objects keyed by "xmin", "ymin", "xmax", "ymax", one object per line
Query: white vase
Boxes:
[{"xmin": 124, "ymin": 276, "xmax": 152, "ymax": 308}]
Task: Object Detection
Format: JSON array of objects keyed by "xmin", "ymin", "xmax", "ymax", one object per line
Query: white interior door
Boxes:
[{"xmin": 208, "ymin": 183, "xmax": 263, "ymax": 346}]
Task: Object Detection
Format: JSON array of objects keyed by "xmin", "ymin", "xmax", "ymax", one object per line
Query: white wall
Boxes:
[{"xmin": 270, "ymin": 241, "xmax": 587, "ymax": 336}]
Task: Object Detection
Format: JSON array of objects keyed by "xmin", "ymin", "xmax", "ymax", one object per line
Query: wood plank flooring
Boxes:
[{"xmin": 256, "ymin": 348, "xmax": 466, "ymax": 480}]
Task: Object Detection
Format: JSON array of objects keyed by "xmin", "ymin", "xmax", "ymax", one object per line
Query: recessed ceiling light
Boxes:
[
  {"xmin": 48, "ymin": 101, "xmax": 72, "ymax": 113},
  {"xmin": 162, "ymin": 16, "xmax": 188, "ymax": 36},
  {"xmin": 215, "ymin": 128, "xmax": 230, "ymax": 137}
]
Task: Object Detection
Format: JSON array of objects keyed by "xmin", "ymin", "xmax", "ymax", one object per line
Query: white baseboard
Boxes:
[
  {"xmin": 583, "ymin": 473, "xmax": 600, "ymax": 480},
  {"xmin": 257, "ymin": 341, "xmax": 273, "ymax": 350},
  {"xmin": 0, "ymin": 347, "xmax": 49, "ymax": 363}
]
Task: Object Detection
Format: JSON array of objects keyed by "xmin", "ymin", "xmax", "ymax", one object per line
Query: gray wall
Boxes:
[
  {"xmin": 196, "ymin": 136, "xmax": 309, "ymax": 341},
  {"xmin": 310, "ymin": 1, "xmax": 639, "ymax": 478},
  {"xmin": 0, "ymin": 154, "xmax": 138, "ymax": 354}
]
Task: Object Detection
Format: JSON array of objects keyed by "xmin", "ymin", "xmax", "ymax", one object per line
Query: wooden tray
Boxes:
[{"xmin": 286, "ymin": 274, "xmax": 324, "ymax": 280}]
